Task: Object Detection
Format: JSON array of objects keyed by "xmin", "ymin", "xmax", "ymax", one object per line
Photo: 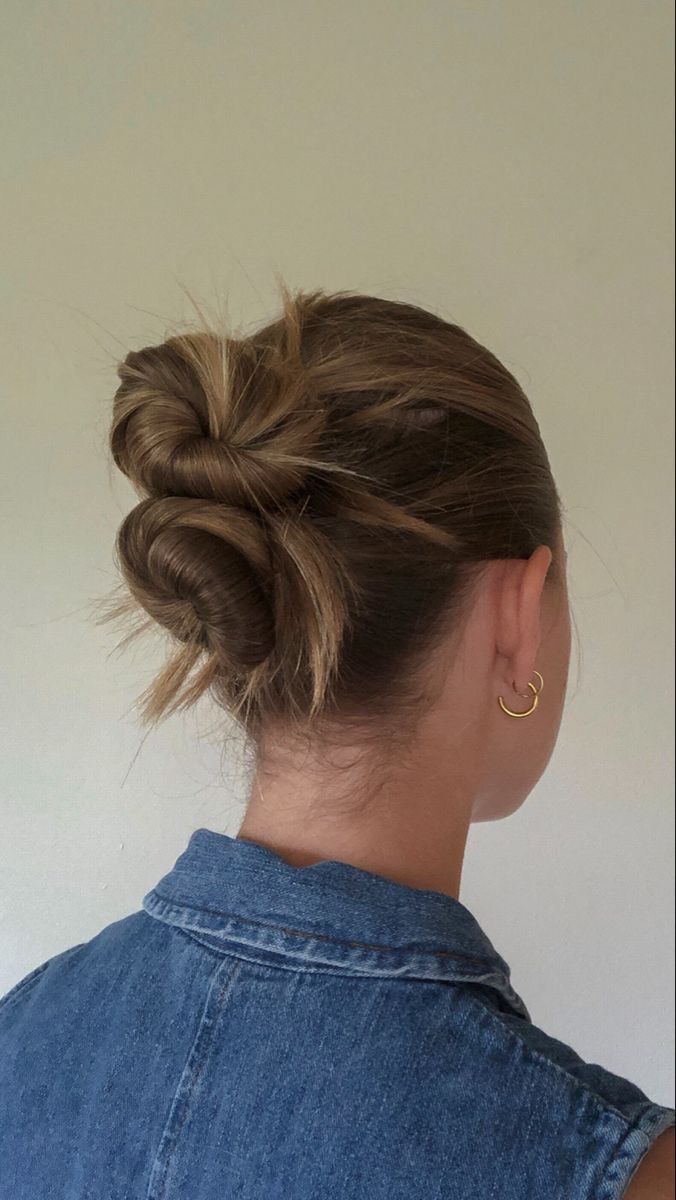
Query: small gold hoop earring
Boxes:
[{"xmin": 498, "ymin": 670, "xmax": 544, "ymax": 718}]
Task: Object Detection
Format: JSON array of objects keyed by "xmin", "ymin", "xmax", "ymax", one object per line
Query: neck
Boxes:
[{"xmin": 237, "ymin": 728, "xmax": 476, "ymax": 900}]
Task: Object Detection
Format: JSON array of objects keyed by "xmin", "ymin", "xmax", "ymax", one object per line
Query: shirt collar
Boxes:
[{"xmin": 142, "ymin": 827, "xmax": 529, "ymax": 1020}]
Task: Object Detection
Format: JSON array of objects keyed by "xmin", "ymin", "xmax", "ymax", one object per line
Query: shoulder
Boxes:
[
  {"xmin": 0, "ymin": 907, "xmax": 224, "ymax": 1052},
  {"xmin": 0, "ymin": 910, "xmax": 172, "ymax": 1035},
  {"xmin": 0, "ymin": 912, "xmax": 225, "ymax": 1197},
  {"xmin": 456, "ymin": 985, "xmax": 675, "ymax": 1199},
  {"xmin": 0, "ymin": 939, "xmax": 88, "ymax": 1019}
]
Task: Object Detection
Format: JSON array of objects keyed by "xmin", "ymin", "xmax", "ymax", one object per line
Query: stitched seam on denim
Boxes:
[
  {"xmin": 168, "ymin": 923, "xmax": 472, "ymax": 980},
  {"xmin": 163, "ymin": 921, "xmax": 358, "ymax": 976},
  {"xmin": 145, "ymin": 890, "xmax": 496, "ymax": 970},
  {"xmin": 146, "ymin": 955, "xmax": 241, "ymax": 1200},
  {"xmin": 594, "ymin": 1112, "xmax": 675, "ymax": 1200},
  {"xmin": 461, "ymin": 989, "xmax": 660, "ymax": 1128}
]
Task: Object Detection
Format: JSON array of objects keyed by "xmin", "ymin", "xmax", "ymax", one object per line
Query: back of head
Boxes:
[{"xmin": 103, "ymin": 283, "xmax": 563, "ymax": 748}]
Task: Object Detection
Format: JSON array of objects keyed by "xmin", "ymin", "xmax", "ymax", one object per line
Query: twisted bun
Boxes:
[
  {"xmin": 107, "ymin": 291, "xmax": 361, "ymax": 729},
  {"xmin": 116, "ymin": 497, "xmax": 276, "ymax": 671},
  {"xmin": 111, "ymin": 327, "xmax": 327, "ymax": 509},
  {"xmin": 102, "ymin": 283, "xmax": 562, "ymax": 739}
]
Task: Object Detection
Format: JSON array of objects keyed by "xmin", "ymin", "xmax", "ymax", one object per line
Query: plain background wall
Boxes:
[{"xmin": 1, "ymin": 1, "xmax": 673, "ymax": 1105}]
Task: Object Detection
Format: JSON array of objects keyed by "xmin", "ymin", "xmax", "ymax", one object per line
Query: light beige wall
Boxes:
[{"xmin": 1, "ymin": 1, "xmax": 673, "ymax": 1104}]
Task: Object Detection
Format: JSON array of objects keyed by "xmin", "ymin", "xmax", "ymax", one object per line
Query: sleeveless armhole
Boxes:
[
  {"xmin": 461, "ymin": 988, "xmax": 675, "ymax": 1200},
  {"xmin": 594, "ymin": 1106, "xmax": 675, "ymax": 1200}
]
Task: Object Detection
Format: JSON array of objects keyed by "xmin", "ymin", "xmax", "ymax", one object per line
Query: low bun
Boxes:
[{"xmin": 116, "ymin": 496, "xmax": 276, "ymax": 673}]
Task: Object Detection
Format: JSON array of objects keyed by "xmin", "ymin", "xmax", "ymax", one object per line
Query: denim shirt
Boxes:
[{"xmin": 1, "ymin": 828, "xmax": 673, "ymax": 1199}]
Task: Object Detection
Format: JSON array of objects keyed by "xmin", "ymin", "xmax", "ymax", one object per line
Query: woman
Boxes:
[{"xmin": 1, "ymin": 285, "xmax": 673, "ymax": 1198}]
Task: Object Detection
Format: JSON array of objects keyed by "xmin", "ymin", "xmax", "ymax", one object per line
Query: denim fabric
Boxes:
[{"xmin": 0, "ymin": 827, "xmax": 673, "ymax": 1199}]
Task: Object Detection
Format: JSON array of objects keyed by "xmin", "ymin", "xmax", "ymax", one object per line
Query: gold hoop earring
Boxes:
[{"xmin": 498, "ymin": 670, "xmax": 544, "ymax": 718}]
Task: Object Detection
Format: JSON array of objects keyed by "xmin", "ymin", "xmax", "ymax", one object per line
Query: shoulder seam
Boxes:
[{"xmin": 460, "ymin": 988, "xmax": 645, "ymax": 1128}]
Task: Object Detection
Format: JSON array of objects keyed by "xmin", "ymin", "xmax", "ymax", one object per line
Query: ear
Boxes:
[{"xmin": 503, "ymin": 546, "xmax": 552, "ymax": 695}]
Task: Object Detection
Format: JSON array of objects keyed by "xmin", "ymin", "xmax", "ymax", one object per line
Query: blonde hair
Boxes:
[{"xmin": 101, "ymin": 282, "xmax": 563, "ymax": 745}]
